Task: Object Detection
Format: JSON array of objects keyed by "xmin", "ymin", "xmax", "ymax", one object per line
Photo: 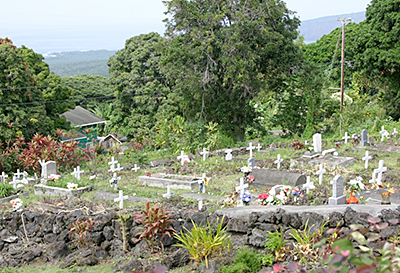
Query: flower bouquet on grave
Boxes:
[
  {"xmin": 67, "ymin": 182, "xmax": 78, "ymax": 191},
  {"xmin": 258, "ymin": 193, "xmax": 274, "ymax": 206},
  {"xmin": 10, "ymin": 198, "xmax": 23, "ymax": 211},
  {"xmin": 371, "ymin": 182, "xmax": 395, "ymax": 205},
  {"xmin": 48, "ymin": 174, "xmax": 61, "ymax": 181},
  {"xmin": 347, "ymin": 176, "xmax": 365, "ymax": 204},
  {"xmin": 240, "ymin": 190, "xmax": 252, "ymax": 205}
]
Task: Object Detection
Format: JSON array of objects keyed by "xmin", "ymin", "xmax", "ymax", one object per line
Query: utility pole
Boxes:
[{"xmin": 338, "ymin": 18, "xmax": 351, "ymax": 112}]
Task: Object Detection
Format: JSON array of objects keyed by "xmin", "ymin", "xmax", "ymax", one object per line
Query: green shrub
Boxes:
[
  {"xmin": 220, "ymin": 247, "xmax": 263, "ymax": 273},
  {"xmin": 0, "ymin": 183, "xmax": 14, "ymax": 198}
]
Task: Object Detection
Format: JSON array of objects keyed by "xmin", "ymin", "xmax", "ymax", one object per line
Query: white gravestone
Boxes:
[
  {"xmin": 198, "ymin": 200, "xmax": 203, "ymax": 211},
  {"xmin": 114, "ymin": 190, "xmax": 128, "ymax": 209},
  {"xmin": 39, "ymin": 160, "xmax": 57, "ymax": 180},
  {"xmin": 162, "ymin": 186, "xmax": 174, "ymax": 198},
  {"xmin": 362, "ymin": 151, "xmax": 372, "ymax": 170},
  {"xmin": 342, "ymin": 132, "xmax": 350, "ymax": 145},
  {"xmin": 374, "ymin": 160, "xmax": 387, "ymax": 186},
  {"xmin": 303, "ymin": 176, "xmax": 315, "ymax": 194},
  {"xmin": 235, "ymin": 177, "xmax": 249, "ymax": 207},
  {"xmin": 109, "ymin": 173, "xmax": 121, "ymax": 190},
  {"xmin": 246, "ymin": 142, "xmax": 256, "ymax": 159},
  {"xmin": 274, "ymin": 154, "xmax": 283, "ymax": 170},
  {"xmin": 71, "ymin": 166, "xmax": 84, "ymax": 180},
  {"xmin": 360, "ymin": 129, "xmax": 368, "ymax": 147},
  {"xmin": 177, "ymin": 151, "xmax": 186, "ymax": 166},
  {"xmin": 256, "ymin": 143, "xmax": 262, "ymax": 152},
  {"xmin": 1, "ymin": 172, "xmax": 8, "ymax": 184},
  {"xmin": 200, "ymin": 148, "xmax": 209, "ymax": 161},
  {"xmin": 313, "ymin": 134, "xmax": 322, "ymax": 153},
  {"xmin": 131, "ymin": 164, "xmax": 140, "ymax": 172},
  {"xmin": 328, "ymin": 175, "xmax": 346, "ymax": 205},
  {"xmin": 316, "ymin": 164, "xmax": 326, "ymax": 185},
  {"xmin": 108, "ymin": 156, "xmax": 118, "ymax": 173},
  {"xmin": 225, "ymin": 149, "xmax": 233, "ymax": 161}
]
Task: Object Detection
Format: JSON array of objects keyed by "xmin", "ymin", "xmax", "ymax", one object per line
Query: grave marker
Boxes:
[
  {"xmin": 256, "ymin": 143, "xmax": 262, "ymax": 152},
  {"xmin": 322, "ymin": 148, "xmax": 336, "ymax": 156},
  {"xmin": 362, "ymin": 151, "xmax": 372, "ymax": 170},
  {"xmin": 328, "ymin": 175, "xmax": 346, "ymax": 205},
  {"xmin": 303, "ymin": 176, "xmax": 315, "ymax": 193},
  {"xmin": 369, "ymin": 170, "xmax": 377, "ymax": 185},
  {"xmin": 114, "ymin": 163, "xmax": 123, "ymax": 172},
  {"xmin": 374, "ymin": 160, "xmax": 387, "ymax": 186},
  {"xmin": 235, "ymin": 177, "xmax": 249, "ymax": 207},
  {"xmin": 393, "ymin": 128, "xmax": 398, "ymax": 138},
  {"xmin": 316, "ymin": 164, "xmax": 326, "ymax": 185},
  {"xmin": 1, "ymin": 172, "xmax": 8, "ymax": 184},
  {"xmin": 360, "ymin": 129, "xmax": 368, "ymax": 146},
  {"xmin": 162, "ymin": 186, "xmax": 174, "ymax": 198},
  {"xmin": 246, "ymin": 142, "xmax": 255, "ymax": 158},
  {"xmin": 225, "ymin": 149, "xmax": 233, "ymax": 161},
  {"xmin": 200, "ymin": 148, "xmax": 209, "ymax": 161},
  {"xmin": 9, "ymin": 175, "xmax": 22, "ymax": 189},
  {"xmin": 114, "ymin": 190, "xmax": 128, "ymax": 209},
  {"xmin": 380, "ymin": 126, "xmax": 389, "ymax": 142},
  {"xmin": 108, "ymin": 156, "xmax": 118, "ymax": 172},
  {"xmin": 274, "ymin": 154, "xmax": 283, "ymax": 169},
  {"xmin": 177, "ymin": 151, "xmax": 186, "ymax": 166},
  {"xmin": 198, "ymin": 200, "xmax": 203, "ymax": 211},
  {"xmin": 14, "ymin": 169, "xmax": 23, "ymax": 180},
  {"xmin": 71, "ymin": 166, "xmax": 84, "ymax": 180},
  {"xmin": 109, "ymin": 173, "xmax": 121, "ymax": 190},
  {"xmin": 132, "ymin": 164, "xmax": 140, "ymax": 172},
  {"xmin": 313, "ymin": 133, "xmax": 322, "ymax": 153},
  {"xmin": 247, "ymin": 158, "xmax": 255, "ymax": 168},
  {"xmin": 342, "ymin": 132, "xmax": 350, "ymax": 145},
  {"xmin": 39, "ymin": 160, "xmax": 57, "ymax": 180}
]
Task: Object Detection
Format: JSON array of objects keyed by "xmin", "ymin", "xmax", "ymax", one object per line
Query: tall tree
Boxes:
[
  {"xmin": 107, "ymin": 32, "xmax": 177, "ymax": 139},
  {"xmin": 0, "ymin": 38, "xmax": 73, "ymax": 143},
  {"xmin": 353, "ymin": 0, "xmax": 400, "ymax": 119},
  {"xmin": 161, "ymin": 0, "xmax": 301, "ymax": 141}
]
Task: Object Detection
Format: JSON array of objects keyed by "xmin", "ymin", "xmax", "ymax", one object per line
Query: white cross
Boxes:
[
  {"xmin": 108, "ymin": 156, "xmax": 118, "ymax": 172},
  {"xmin": 362, "ymin": 150, "xmax": 372, "ymax": 170},
  {"xmin": 114, "ymin": 190, "xmax": 128, "ymax": 209},
  {"xmin": 131, "ymin": 164, "xmax": 140, "ymax": 172},
  {"xmin": 235, "ymin": 177, "xmax": 249, "ymax": 206},
  {"xmin": 369, "ymin": 170, "xmax": 377, "ymax": 185},
  {"xmin": 374, "ymin": 160, "xmax": 387, "ymax": 186},
  {"xmin": 246, "ymin": 142, "xmax": 255, "ymax": 158},
  {"xmin": 109, "ymin": 172, "xmax": 121, "ymax": 190},
  {"xmin": 9, "ymin": 176, "xmax": 22, "ymax": 189},
  {"xmin": 1, "ymin": 172, "xmax": 8, "ymax": 184},
  {"xmin": 162, "ymin": 186, "xmax": 174, "ymax": 198},
  {"xmin": 380, "ymin": 126, "xmax": 389, "ymax": 142},
  {"xmin": 14, "ymin": 169, "xmax": 23, "ymax": 180},
  {"xmin": 177, "ymin": 150, "xmax": 185, "ymax": 166},
  {"xmin": 256, "ymin": 143, "xmax": 262, "ymax": 152},
  {"xmin": 316, "ymin": 164, "xmax": 326, "ymax": 185},
  {"xmin": 393, "ymin": 128, "xmax": 398, "ymax": 137},
  {"xmin": 303, "ymin": 176, "xmax": 315, "ymax": 194},
  {"xmin": 342, "ymin": 132, "xmax": 350, "ymax": 145},
  {"xmin": 71, "ymin": 166, "xmax": 84, "ymax": 180},
  {"xmin": 114, "ymin": 163, "xmax": 123, "ymax": 172},
  {"xmin": 198, "ymin": 200, "xmax": 203, "ymax": 211},
  {"xmin": 274, "ymin": 154, "xmax": 283, "ymax": 169},
  {"xmin": 201, "ymin": 173, "xmax": 207, "ymax": 194},
  {"xmin": 200, "ymin": 148, "xmax": 209, "ymax": 161}
]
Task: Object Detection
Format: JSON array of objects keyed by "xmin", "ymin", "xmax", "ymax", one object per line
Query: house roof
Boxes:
[
  {"xmin": 98, "ymin": 134, "xmax": 122, "ymax": 144},
  {"xmin": 61, "ymin": 106, "xmax": 106, "ymax": 127}
]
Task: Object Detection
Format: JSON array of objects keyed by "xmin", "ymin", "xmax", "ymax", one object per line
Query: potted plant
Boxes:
[{"xmin": 347, "ymin": 177, "xmax": 365, "ymax": 204}]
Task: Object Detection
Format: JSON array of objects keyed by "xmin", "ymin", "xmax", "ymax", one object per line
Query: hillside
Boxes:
[
  {"xmin": 299, "ymin": 11, "xmax": 366, "ymax": 43},
  {"xmin": 44, "ymin": 50, "xmax": 116, "ymax": 77}
]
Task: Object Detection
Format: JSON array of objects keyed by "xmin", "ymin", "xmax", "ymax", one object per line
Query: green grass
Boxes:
[{"xmin": 4, "ymin": 263, "xmax": 114, "ymax": 273}]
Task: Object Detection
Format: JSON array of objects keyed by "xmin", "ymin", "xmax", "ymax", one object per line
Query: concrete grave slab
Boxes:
[
  {"xmin": 291, "ymin": 155, "xmax": 355, "ymax": 168},
  {"xmin": 34, "ymin": 184, "xmax": 91, "ymax": 197},
  {"xmin": 251, "ymin": 169, "xmax": 306, "ymax": 188},
  {"xmin": 359, "ymin": 144, "xmax": 400, "ymax": 153},
  {"xmin": 139, "ymin": 173, "xmax": 199, "ymax": 190}
]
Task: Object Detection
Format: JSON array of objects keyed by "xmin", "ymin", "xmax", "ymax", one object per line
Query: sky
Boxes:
[{"xmin": 1, "ymin": 0, "xmax": 371, "ymax": 54}]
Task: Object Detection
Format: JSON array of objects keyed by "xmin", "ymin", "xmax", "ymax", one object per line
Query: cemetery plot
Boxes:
[{"xmin": 138, "ymin": 174, "xmax": 199, "ymax": 190}]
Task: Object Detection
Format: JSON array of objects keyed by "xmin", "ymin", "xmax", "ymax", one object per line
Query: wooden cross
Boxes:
[
  {"xmin": 177, "ymin": 151, "xmax": 185, "ymax": 166},
  {"xmin": 316, "ymin": 164, "xmax": 326, "ymax": 185},
  {"xmin": 162, "ymin": 186, "xmax": 174, "ymax": 198},
  {"xmin": 374, "ymin": 160, "xmax": 387, "ymax": 185},
  {"xmin": 362, "ymin": 150, "xmax": 372, "ymax": 170},
  {"xmin": 200, "ymin": 148, "xmax": 209, "ymax": 161},
  {"xmin": 274, "ymin": 154, "xmax": 283, "ymax": 169},
  {"xmin": 71, "ymin": 166, "xmax": 84, "ymax": 180},
  {"xmin": 342, "ymin": 132, "xmax": 350, "ymax": 145},
  {"xmin": 131, "ymin": 164, "xmax": 140, "ymax": 172},
  {"xmin": 246, "ymin": 142, "xmax": 255, "ymax": 158},
  {"xmin": 108, "ymin": 156, "xmax": 118, "ymax": 172},
  {"xmin": 114, "ymin": 190, "xmax": 128, "ymax": 209}
]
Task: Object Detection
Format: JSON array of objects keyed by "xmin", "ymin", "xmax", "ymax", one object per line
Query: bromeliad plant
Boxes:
[
  {"xmin": 174, "ymin": 216, "xmax": 231, "ymax": 268},
  {"xmin": 133, "ymin": 201, "xmax": 176, "ymax": 253}
]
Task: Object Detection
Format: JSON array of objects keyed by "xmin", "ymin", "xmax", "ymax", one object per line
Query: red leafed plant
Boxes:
[
  {"xmin": 133, "ymin": 202, "xmax": 176, "ymax": 253},
  {"xmin": 69, "ymin": 218, "xmax": 98, "ymax": 248}
]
